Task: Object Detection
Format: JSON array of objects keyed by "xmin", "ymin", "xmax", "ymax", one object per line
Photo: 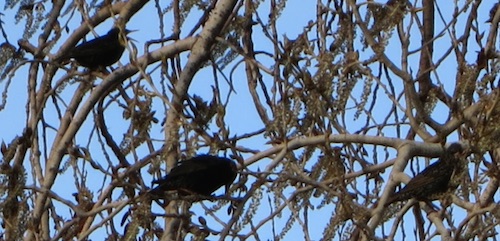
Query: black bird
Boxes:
[
  {"xmin": 149, "ymin": 155, "xmax": 238, "ymax": 199},
  {"xmin": 385, "ymin": 143, "xmax": 466, "ymax": 206},
  {"xmin": 67, "ymin": 27, "xmax": 132, "ymax": 69}
]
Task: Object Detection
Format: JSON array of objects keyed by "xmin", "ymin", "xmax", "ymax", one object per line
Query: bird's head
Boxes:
[
  {"xmin": 447, "ymin": 143, "xmax": 463, "ymax": 154},
  {"xmin": 227, "ymin": 159, "xmax": 238, "ymax": 181},
  {"xmin": 446, "ymin": 142, "xmax": 469, "ymax": 161},
  {"xmin": 224, "ymin": 159, "xmax": 238, "ymax": 193},
  {"xmin": 109, "ymin": 27, "xmax": 137, "ymax": 46}
]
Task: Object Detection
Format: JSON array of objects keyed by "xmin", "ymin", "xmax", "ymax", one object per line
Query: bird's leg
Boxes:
[
  {"xmin": 153, "ymin": 199, "xmax": 167, "ymax": 207},
  {"xmin": 437, "ymin": 195, "xmax": 453, "ymax": 218},
  {"xmin": 423, "ymin": 200, "xmax": 440, "ymax": 212},
  {"xmin": 195, "ymin": 194, "xmax": 216, "ymax": 202},
  {"xmin": 440, "ymin": 194, "xmax": 453, "ymax": 208},
  {"xmin": 175, "ymin": 190, "xmax": 214, "ymax": 202},
  {"xmin": 89, "ymin": 67, "xmax": 109, "ymax": 78}
]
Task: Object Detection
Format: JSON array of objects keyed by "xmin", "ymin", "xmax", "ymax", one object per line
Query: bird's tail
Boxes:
[{"xmin": 384, "ymin": 191, "xmax": 412, "ymax": 206}]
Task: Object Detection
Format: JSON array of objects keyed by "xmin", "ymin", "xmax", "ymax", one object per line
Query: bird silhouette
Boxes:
[
  {"xmin": 385, "ymin": 143, "xmax": 466, "ymax": 206},
  {"xmin": 67, "ymin": 27, "xmax": 132, "ymax": 69},
  {"xmin": 149, "ymin": 155, "xmax": 237, "ymax": 199}
]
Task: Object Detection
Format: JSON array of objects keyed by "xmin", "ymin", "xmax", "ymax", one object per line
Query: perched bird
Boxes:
[
  {"xmin": 385, "ymin": 143, "xmax": 466, "ymax": 206},
  {"xmin": 67, "ymin": 27, "xmax": 132, "ymax": 69},
  {"xmin": 149, "ymin": 155, "xmax": 238, "ymax": 199}
]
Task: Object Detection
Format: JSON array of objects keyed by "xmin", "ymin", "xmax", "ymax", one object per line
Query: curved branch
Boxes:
[{"xmin": 26, "ymin": 37, "xmax": 195, "ymax": 240}]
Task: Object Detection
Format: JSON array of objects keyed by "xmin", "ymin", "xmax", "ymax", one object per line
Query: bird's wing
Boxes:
[
  {"xmin": 169, "ymin": 160, "xmax": 213, "ymax": 176},
  {"xmin": 69, "ymin": 47, "xmax": 102, "ymax": 57},
  {"xmin": 404, "ymin": 169, "xmax": 449, "ymax": 188},
  {"xmin": 155, "ymin": 156, "xmax": 224, "ymax": 180},
  {"xmin": 149, "ymin": 164, "xmax": 206, "ymax": 191},
  {"xmin": 71, "ymin": 42, "xmax": 119, "ymax": 56},
  {"xmin": 397, "ymin": 161, "xmax": 452, "ymax": 193}
]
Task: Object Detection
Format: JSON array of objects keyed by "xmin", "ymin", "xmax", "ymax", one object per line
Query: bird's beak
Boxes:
[
  {"xmin": 124, "ymin": 29, "xmax": 137, "ymax": 42},
  {"xmin": 125, "ymin": 29, "xmax": 138, "ymax": 34}
]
